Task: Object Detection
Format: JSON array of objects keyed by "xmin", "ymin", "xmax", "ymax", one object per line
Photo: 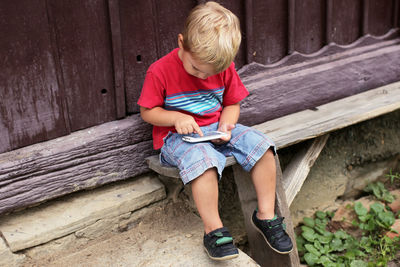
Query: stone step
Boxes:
[
  {"xmin": 0, "ymin": 174, "xmax": 166, "ymax": 252},
  {"xmin": 26, "ymin": 201, "xmax": 259, "ymax": 267}
]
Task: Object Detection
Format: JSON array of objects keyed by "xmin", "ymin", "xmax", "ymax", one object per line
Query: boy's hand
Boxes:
[
  {"xmin": 174, "ymin": 113, "xmax": 203, "ymax": 136},
  {"xmin": 212, "ymin": 123, "xmax": 235, "ymax": 145}
]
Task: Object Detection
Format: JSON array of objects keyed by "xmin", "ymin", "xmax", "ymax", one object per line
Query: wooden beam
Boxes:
[
  {"xmin": 254, "ymin": 81, "xmax": 400, "ymax": 149},
  {"xmin": 0, "ymin": 115, "xmax": 154, "ymax": 215},
  {"xmin": 283, "ymin": 134, "xmax": 330, "ymax": 206}
]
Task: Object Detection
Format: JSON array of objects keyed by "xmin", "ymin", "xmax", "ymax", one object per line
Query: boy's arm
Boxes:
[
  {"xmin": 140, "ymin": 106, "xmax": 204, "ymax": 136},
  {"xmin": 213, "ymin": 102, "xmax": 240, "ymax": 144}
]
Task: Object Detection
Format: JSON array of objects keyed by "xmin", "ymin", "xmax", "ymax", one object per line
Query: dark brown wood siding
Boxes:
[
  {"xmin": 0, "ymin": 0, "xmax": 68, "ymax": 152},
  {"xmin": 0, "ymin": 0, "xmax": 399, "ymax": 154},
  {"xmin": 47, "ymin": 0, "xmax": 116, "ymax": 132}
]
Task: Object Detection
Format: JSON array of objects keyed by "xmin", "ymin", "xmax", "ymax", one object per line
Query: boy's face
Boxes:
[{"xmin": 178, "ymin": 34, "xmax": 217, "ymax": 80}]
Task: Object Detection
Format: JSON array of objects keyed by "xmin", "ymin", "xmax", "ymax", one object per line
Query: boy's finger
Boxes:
[
  {"xmin": 226, "ymin": 124, "xmax": 235, "ymax": 131},
  {"xmin": 194, "ymin": 124, "xmax": 203, "ymax": 136}
]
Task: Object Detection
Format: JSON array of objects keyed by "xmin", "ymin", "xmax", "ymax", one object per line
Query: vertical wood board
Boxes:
[
  {"xmin": 294, "ymin": 0, "xmax": 326, "ymax": 54},
  {"xmin": 249, "ymin": 0, "xmax": 288, "ymax": 64},
  {"xmin": 108, "ymin": 0, "xmax": 126, "ymax": 119},
  {"xmin": 120, "ymin": 0, "xmax": 159, "ymax": 114},
  {"xmin": 329, "ymin": 0, "xmax": 362, "ymax": 44},
  {"xmin": 0, "ymin": 0, "xmax": 68, "ymax": 154},
  {"xmin": 48, "ymin": 0, "xmax": 116, "ymax": 131},
  {"xmin": 367, "ymin": 0, "xmax": 394, "ymax": 36}
]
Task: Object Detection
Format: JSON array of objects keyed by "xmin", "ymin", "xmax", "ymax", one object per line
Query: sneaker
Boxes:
[
  {"xmin": 203, "ymin": 227, "xmax": 239, "ymax": 261},
  {"xmin": 251, "ymin": 210, "xmax": 293, "ymax": 254}
]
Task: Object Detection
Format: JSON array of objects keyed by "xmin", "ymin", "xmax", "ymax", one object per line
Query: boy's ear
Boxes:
[{"xmin": 177, "ymin": 34, "xmax": 184, "ymax": 49}]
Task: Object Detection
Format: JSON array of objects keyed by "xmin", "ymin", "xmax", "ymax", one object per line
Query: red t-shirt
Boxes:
[{"xmin": 138, "ymin": 48, "xmax": 249, "ymax": 149}]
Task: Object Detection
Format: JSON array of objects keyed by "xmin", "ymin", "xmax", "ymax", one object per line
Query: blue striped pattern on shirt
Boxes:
[{"xmin": 165, "ymin": 87, "xmax": 224, "ymax": 115}]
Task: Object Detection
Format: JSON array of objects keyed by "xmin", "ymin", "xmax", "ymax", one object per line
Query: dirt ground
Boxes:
[{"xmin": 22, "ymin": 200, "xmax": 203, "ymax": 266}]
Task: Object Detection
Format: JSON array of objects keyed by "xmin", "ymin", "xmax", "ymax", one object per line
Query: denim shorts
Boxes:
[{"xmin": 160, "ymin": 122, "xmax": 276, "ymax": 185}]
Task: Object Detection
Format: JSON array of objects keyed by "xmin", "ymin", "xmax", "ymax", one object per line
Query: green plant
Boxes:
[
  {"xmin": 297, "ymin": 174, "xmax": 400, "ymax": 266},
  {"xmin": 386, "ymin": 169, "xmax": 400, "ymax": 184},
  {"xmin": 364, "ymin": 182, "xmax": 394, "ymax": 203}
]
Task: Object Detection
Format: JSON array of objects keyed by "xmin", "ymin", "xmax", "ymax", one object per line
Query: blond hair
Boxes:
[{"xmin": 182, "ymin": 1, "xmax": 241, "ymax": 73}]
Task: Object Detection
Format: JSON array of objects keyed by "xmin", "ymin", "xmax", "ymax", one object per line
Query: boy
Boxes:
[{"xmin": 138, "ymin": 1, "xmax": 293, "ymax": 261}]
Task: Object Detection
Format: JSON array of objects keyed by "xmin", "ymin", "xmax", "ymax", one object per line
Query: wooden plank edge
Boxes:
[{"xmin": 283, "ymin": 134, "xmax": 330, "ymax": 206}]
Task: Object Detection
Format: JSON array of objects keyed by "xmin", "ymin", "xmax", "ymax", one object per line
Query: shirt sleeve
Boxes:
[
  {"xmin": 137, "ymin": 71, "xmax": 165, "ymax": 109},
  {"xmin": 222, "ymin": 63, "xmax": 249, "ymax": 106}
]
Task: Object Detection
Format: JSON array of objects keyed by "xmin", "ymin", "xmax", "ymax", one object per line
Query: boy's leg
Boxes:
[
  {"xmin": 191, "ymin": 168, "xmax": 239, "ymax": 260},
  {"xmin": 160, "ymin": 127, "xmax": 238, "ymax": 260},
  {"xmin": 250, "ymin": 149, "xmax": 276, "ymax": 220},
  {"xmin": 224, "ymin": 124, "xmax": 293, "ymax": 254},
  {"xmin": 250, "ymin": 149, "xmax": 293, "ymax": 254},
  {"xmin": 190, "ymin": 167, "xmax": 223, "ymax": 234}
]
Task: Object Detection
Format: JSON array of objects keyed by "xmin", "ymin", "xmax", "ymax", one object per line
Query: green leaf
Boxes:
[
  {"xmin": 305, "ymin": 244, "xmax": 321, "ymax": 256},
  {"xmin": 350, "ymin": 260, "xmax": 368, "ymax": 267},
  {"xmin": 383, "ymin": 192, "xmax": 395, "ymax": 203},
  {"xmin": 330, "ymin": 238, "xmax": 344, "ymax": 251},
  {"xmin": 301, "ymin": 226, "xmax": 316, "ymax": 242},
  {"xmin": 334, "ymin": 230, "xmax": 348, "ymax": 240},
  {"xmin": 301, "ymin": 225, "xmax": 314, "ymax": 233},
  {"xmin": 314, "ymin": 240, "xmax": 323, "ymax": 250},
  {"xmin": 319, "ymin": 234, "xmax": 333, "ymax": 244},
  {"xmin": 303, "ymin": 217, "xmax": 315, "ymax": 228},
  {"xmin": 304, "ymin": 252, "xmax": 319, "ymax": 266},
  {"xmin": 296, "ymin": 235, "xmax": 306, "ymax": 253},
  {"xmin": 318, "ymin": 255, "xmax": 333, "ymax": 265},
  {"xmin": 354, "ymin": 202, "xmax": 368, "ymax": 216},
  {"xmin": 316, "ymin": 211, "xmax": 327, "ymax": 219},
  {"xmin": 315, "ymin": 225, "xmax": 328, "ymax": 235},
  {"xmin": 345, "ymin": 250, "xmax": 356, "ymax": 260},
  {"xmin": 358, "ymin": 215, "xmax": 368, "ymax": 223},
  {"xmin": 378, "ymin": 211, "xmax": 395, "ymax": 228},
  {"xmin": 370, "ymin": 202, "xmax": 384, "ymax": 214},
  {"xmin": 302, "ymin": 231, "xmax": 316, "ymax": 242}
]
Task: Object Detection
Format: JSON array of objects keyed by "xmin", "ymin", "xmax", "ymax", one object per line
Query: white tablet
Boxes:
[{"xmin": 182, "ymin": 131, "xmax": 228, "ymax": 143}]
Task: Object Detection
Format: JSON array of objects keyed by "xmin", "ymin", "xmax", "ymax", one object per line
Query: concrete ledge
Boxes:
[{"xmin": 0, "ymin": 174, "xmax": 166, "ymax": 252}]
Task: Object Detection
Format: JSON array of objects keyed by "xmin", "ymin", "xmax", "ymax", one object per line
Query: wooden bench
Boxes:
[{"xmin": 146, "ymin": 82, "xmax": 400, "ymax": 266}]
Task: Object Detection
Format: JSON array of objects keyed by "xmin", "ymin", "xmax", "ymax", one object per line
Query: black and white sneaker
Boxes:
[
  {"xmin": 251, "ymin": 210, "xmax": 293, "ymax": 254},
  {"xmin": 203, "ymin": 227, "xmax": 239, "ymax": 261}
]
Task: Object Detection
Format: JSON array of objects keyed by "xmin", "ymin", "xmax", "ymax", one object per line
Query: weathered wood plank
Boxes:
[
  {"xmin": 232, "ymin": 156, "xmax": 300, "ymax": 266},
  {"xmin": 283, "ymin": 135, "xmax": 330, "ymax": 206},
  {"xmin": 0, "ymin": 115, "xmax": 154, "ymax": 215},
  {"xmin": 254, "ymin": 81, "xmax": 400, "ymax": 149}
]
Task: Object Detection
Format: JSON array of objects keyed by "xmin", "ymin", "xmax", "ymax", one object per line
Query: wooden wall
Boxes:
[{"xmin": 0, "ymin": 0, "xmax": 399, "ymax": 154}]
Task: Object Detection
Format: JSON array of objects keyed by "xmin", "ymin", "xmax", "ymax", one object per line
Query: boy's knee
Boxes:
[
  {"xmin": 191, "ymin": 167, "xmax": 219, "ymax": 184},
  {"xmin": 265, "ymin": 148, "xmax": 275, "ymax": 158}
]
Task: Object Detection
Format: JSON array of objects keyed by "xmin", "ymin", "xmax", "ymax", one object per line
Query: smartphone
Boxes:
[{"xmin": 182, "ymin": 131, "xmax": 228, "ymax": 143}]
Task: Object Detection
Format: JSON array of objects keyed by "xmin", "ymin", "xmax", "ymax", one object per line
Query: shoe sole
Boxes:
[
  {"xmin": 250, "ymin": 217, "xmax": 293, "ymax": 255},
  {"xmin": 204, "ymin": 247, "xmax": 239, "ymax": 261}
]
